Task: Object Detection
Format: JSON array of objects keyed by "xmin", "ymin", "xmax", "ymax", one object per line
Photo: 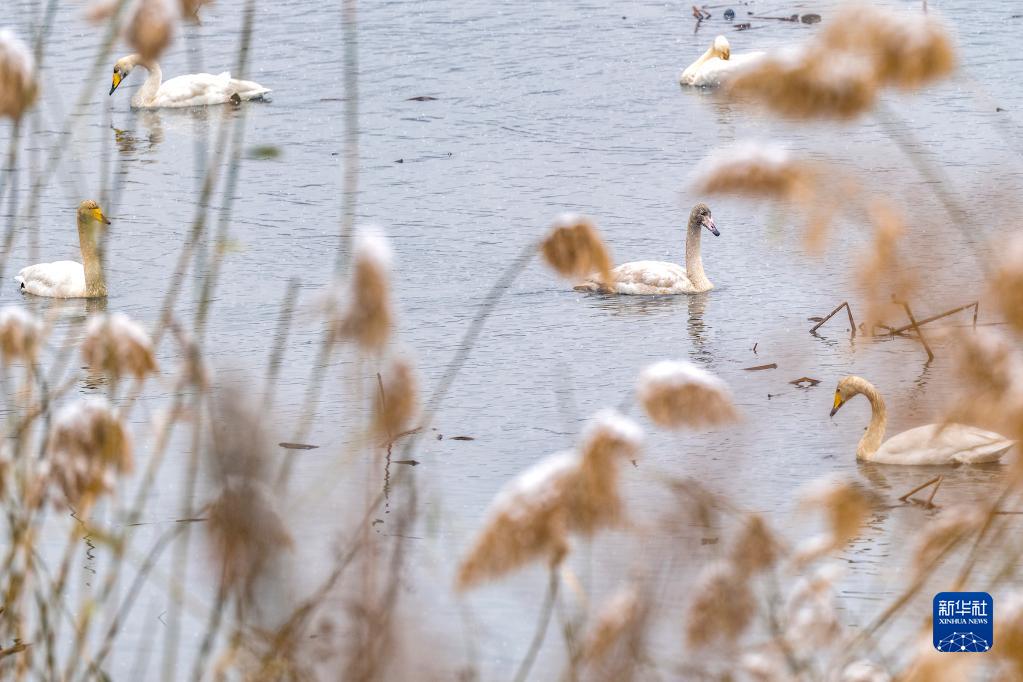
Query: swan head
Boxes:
[
  {"xmin": 713, "ymin": 35, "xmax": 731, "ymax": 60},
  {"xmin": 77, "ymin": 200, "xmax": 110, "ymax": 228},
  {"xmin": 830, "ymin": 375, "xmax": 867, "ymax": 417},
  {"xmin": 110, "ymin": 56, "xmax": 138, "ymax": 95},
  {"xmin": 689, "ymin": 203, "xmax": 719, "ymax": 236}
]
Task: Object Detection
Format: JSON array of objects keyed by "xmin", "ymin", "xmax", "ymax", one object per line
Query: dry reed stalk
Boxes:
[
  {"xmin": 540, "ymin": 214, "xmax": 612, "ymax": 287},
  {"xmin": 125, "ymin": 0, "xmax": 176, "ymax": 62},
  {"xmin": 455, "ymin": 411, "xmax": 641, "ymax": 590},
  {"xmin": 636, "ymin": 360, "xmax": 737, "ymax": 429},
  {"xmin": 0, "ymin": 29, "xmax": 37, "ymax": 120},
  {"xmin": 912, "ymin": 505, "xmax": 985, "ymax": 575},
  {"xmin": 0, "ymin": 307, "xmax": 43, "ymax": 365},
  {"xmin": 373, "ymin": 356, "xmax": 418, "ymax": 440},
  {"xmin": 45, "ymin": 399, "xmax": 132, "ymax": 508},
  {"xmin": 81, "ymin": 312, "xmax": 158, "ymax": 380},
  {"xmin": 330, "ymin": 226, "xmax": 393, "ymax": 352}
]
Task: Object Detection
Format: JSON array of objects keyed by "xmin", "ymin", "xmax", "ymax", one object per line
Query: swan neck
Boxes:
[
  {"xmin": 78, "ymin": 221, "xmax": 107, "ymax": 298},
  {"xmin": 685, "ymin": 219, "xmax": 711, "ymax": 291},
  {"xmin": 855, "ymin": 381, "xmax": 887, "ymax": 460},
  {"xmin": 134, "ymin": 61, "xmax": 162, "ymax": 107}
]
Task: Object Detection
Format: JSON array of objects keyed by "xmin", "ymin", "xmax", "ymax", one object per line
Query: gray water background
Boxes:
[{"xmin": 3, "ymin": 0, "xmax": 1023, "ymax": 677}]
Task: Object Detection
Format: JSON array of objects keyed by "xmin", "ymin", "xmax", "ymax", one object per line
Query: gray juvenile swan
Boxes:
[
  {"xmin": 830, "ymin": 376, "xmax": 1015, "ymax": 465},
  {"xmin": 575, "ymin": 203, "xmax": 720, "ymax": 295}
]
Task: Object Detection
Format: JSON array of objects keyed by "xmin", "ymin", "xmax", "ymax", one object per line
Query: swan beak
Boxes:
[
  {"xmin": 92, "ymin": 207, "xmax": 110, "ymax": 225},
  {"xmin": 830, "ymin": 393, "xmax": 844, "ymax": 417},
  {"xmin": 703, "ymin": 215, "xmax": 720, "ymax": 236},
  {"xmin": 110, "ymin": 72, "xmax": 122, "ymax": 96}
]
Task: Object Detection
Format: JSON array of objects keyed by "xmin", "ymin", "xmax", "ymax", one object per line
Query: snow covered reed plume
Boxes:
[
  {"xmin": 455, "ymin": 411, "xmax": 641, "ymax": 590},
  {"xmin": 332, "ymin": 227, "xmax": 393, "ymax": 352},
  {"xmin": 373, "ymin": 356, "xmax": 418, "ymax": 439},
  {"xmin": 693, "ymin": 144, "xmax": 818, "ymax": 200},
  {"xmin": 541, "ymin": 214, "xmax": 613, "ymax": 287},
  {"xmin": 636, "ymin": 360, "xmax": 737, "ymax": 429},
  {"xmin": 726, "ymin": 4, "xmax": 954, "ymax": 119},
  {"xmin": 81, "ymin": 312, "xmax": 158, "ymax": 380},
  {"xmin": 47, "ymin": 400, "xmax": 132, "ymax": 508},
  {"xmin": 995, "ymin": 591, "xmax": 1023, "ymax": 675},
  {"xmin": 946, "ymin": 329, "xmax": 1023, "ymax": 441},
  {"xmin": 782, "ymin": 564, "xmax": 842, "ymax": 654},
  {"xmin": 580, "ymin": 584, "xmax": 648, "ymax": 670},
  {"xmin": 990, "ymin": 232, "xmax": 1023, "ymax": 334},
  {"xmin": 795, "ymin": 478, "xmax": 870, "ymax": 564},
  {"xmin": 126, "ymin": 0, "xmax": 176, "ymax": 62},
  {"xmin": 0, "ymin": 307, "xmax": 43, "ymax": 365},
  {"xmin": 685, "ymin": 560, "xmax": 754, "ymax": 646},
  {"xmin": 0, "ymin": 29, "xmax": 37, "ymax": 120}
]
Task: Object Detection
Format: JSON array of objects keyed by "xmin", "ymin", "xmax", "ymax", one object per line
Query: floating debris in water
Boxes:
[
  {"xmin": 393, "ymin": 459, "xmax": 419, "ymax": 466},
  {"xmin": 724, "ymin": 8, "xmax": 735, "ymax": 20},
  {"xmin": 790, "ymin": 377, "xmax": 821, "ymax": 387},
  {"xmin": 247, "ymin": 145, "xmax": 282, "ymax": 160},
  {"xmin": 743, "ymin": 363, "xmax": 777, "ymax": 371},
  {"xmin": 801, "ymin": 13, "xmax": 822, "ymax": 24},
  {"xmin": 450, "ymin": 435, "xmax": 475, "ymax": 441},
  {"xmin": 278, "ymin": 442, "xmax": 319, "ymax": 450},
  {"xmin": 406, "ymin": 95, "xmax": 438, "ymax": 101}
]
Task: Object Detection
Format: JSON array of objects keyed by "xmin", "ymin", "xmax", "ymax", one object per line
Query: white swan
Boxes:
[
  {"xmin": 830, "ymin": 376, "xmax": 1015, "ymax": 465},
  {"xmin": 109, "ymin": 54, "xmax": 271, "ymax": 108},
  {"xmin": 16, "ymin": 200, "xmax": 109, "ymax": 298},
  {"xmin": 575, "ymin": 203, "xmax": 719, "ymax": 295},
  {"xmin": 679, "ymin": 35, "xmax": 765, "ymax": 87}
]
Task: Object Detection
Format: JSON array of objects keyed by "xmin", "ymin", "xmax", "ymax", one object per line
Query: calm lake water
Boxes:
[{"xmin": 3, "ymin": 0, "xmax": 1023, "ymax": 678}]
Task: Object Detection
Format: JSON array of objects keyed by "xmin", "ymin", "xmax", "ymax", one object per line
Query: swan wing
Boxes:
[
  {"xmin": 577, "ymin": 261, "xmax": 694, "ymax": 295},
  {"xmin": 16, "ymin": 261, "xmax": 86, "ymax": 298},
  {"xmin": 680, "ymin": 52, "xmax": 766, "ymax": 87},
  {"xmin": 873, "ymin": 424, "xmax": 1015, "ymax": 465},
  {"xmin": 153, "ymin": 72, "xmax": 270, "ymax": 107}
]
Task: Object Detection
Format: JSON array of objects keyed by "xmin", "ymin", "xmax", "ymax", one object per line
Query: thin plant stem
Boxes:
[{"xmin": 512, "ymin": 567, "xmax": 560, "ymax": 682}]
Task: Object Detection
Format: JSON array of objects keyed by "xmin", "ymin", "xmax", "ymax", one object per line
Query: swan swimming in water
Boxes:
[
  {"xmin": 679, "ymin": 35, "xmax": 765, "ymax": 87},
  {"xmin": 575, "ymin": 203, "xmax": 719, "ymax": 295},
  {"xmin": 109, "ymin": 54, "xmax": 271, "ymax": 108},
  {"xmin": 830, "ymin": 376, "xmax": 1015, "ymax": 465},
  {"xmin": 16, "ymin": 200, "xmax": 110, "ymax": 298}
]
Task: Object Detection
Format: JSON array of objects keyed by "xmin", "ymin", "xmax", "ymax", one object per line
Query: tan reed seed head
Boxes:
[
  {"xmin": 333, "ymin": 226, "xmax": 393, "ymax": 352},
  {"xmin": 783, "ymin": 564, "xmax": 842, "ymax": 653},
  {"xmin": 795, "ymin": 477, "xmax": 870, "ymax": 563},
  {"xmin": 636, "ymin": 360, "xmax": 737, "ymax": 429},
  {"xmin": 0, "ymin": 306, "xmax": 43, "ymax": 365},
  {"xmin": 179, "ymin": 0, "xmax": 212, "ymax": 22},
  {"xmin": 994, "ymin": 591, "xmax": 1023, "ymax": 674},
  {"xmin": 81, "ymin": 312, "xmax": 158, "ymax": 380},
  {"xmin": 730, "ymin": 513, "xmax": 779, "ymax": 575},
  {"xmin": 858, "ymin": 200, "xmax": 918, "ymax": 327},
  {"xmin": 0, "ymin": 28, "xmax": 37, "ymax": 120},
  {"xmin": 580, "ymin": 584, "xmax": 647, "ymax": 664},
  {"xmin": 685, "ymin": 560, "xmax": 754, "ymax": 646},
  {"xmin": 46, "ymin": 399, "xmax": 132, "ymax": 507},
  {"xmin": 693, "ymin": 143, "xmax": 819, "ymax": 199},
  {"xmin": 901, "ymin": 635, "xmax": 976, "ymax": 681},
  {"xmin": 455, "ymin": 411, "xmax": 641, "ymax": 590},
  {"xmin": 912, "ymin": 505, "xmax": 984, "ymax": 575},
  {"xmin": 946, "ymin": 329, "xmax": 1023, "ymax": 438},
  {"xmin": 373, "ymin": 355, "xmax": 418, "ymax": 439},
  {"xmin": 989, "ymin": 232, "xmax": 1023, "ymax": 333},
  {"xmin": 125, "ymin": 0, "xmax": 176, "ymax": 62},
  {"xmin": 821, "ymin": 5, "xmax": 955, "ymax": 89},
  {"xmin": 541, "ymin": 214, "xmax": 613, "ymax": 287}
]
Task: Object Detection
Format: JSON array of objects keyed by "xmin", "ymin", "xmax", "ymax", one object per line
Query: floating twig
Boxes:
[
  {"xmin": 898, "ymin": 475, "xmax": 942, "ymax": 505},
  {"xmin": 743, "ymin": 363, "xmax": 778, "ymax": 371},
  {"xmin": 278, "ymin": 442, "xmax": 319, "ymax": 450},
  {"xmin": 894, "ymin": 299, "xmax": 934, "ymax": 362},
  {"xmin": 789, "ymin": 377, "xmax": 820, "ymax": 387},
  {"xmin": 810, "ymin": 301, "xmax": 856, "ymax": 336},
  {"xmin": 883, "ymin": 301, "xmax": 978, "ymax": 336},
  {"xmin": 450, "ymin": 435, "xmax": 475, "ymax": 441},
  {"xmin": 751, "ymin": 13, "xmax": 798, "ymax": 21}
]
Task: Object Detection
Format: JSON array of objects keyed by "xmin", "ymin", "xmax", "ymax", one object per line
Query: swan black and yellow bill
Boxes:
[
  {"xmin": 110, "ymin": 72, "xmax": 122, "ymax": 95},
  {"xmin": 830, "ymin": 392, "xmax": 844, "ymax": 417}
]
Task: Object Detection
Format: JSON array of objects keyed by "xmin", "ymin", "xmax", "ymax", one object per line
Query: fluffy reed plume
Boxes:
[
  {"xmin": 783, "ymin": 564, "xmax": 842, "ymax": 653},
  {"xmin": 900, "ymin": 635, "xmax": 975, "ymax": 681},
  {"xmin": 726, "ymin": 5, "xmax": 954, "ymax": 119},
  {"xmin": 730, "ymin": 513, "xmax": 779, "ymax": 575},
  {"xmin": 685, "ymin": 560, "xmax": 754, "ymax": 646},
  {"xmin": 580, "ymin": 585, "xmax": 646, "ymax": 663},
  {"xmin": 455, "ymin": 411, "xmax": 641, "ymax": 590},
  {"xmin": 693, "ymin": 144, "xmax": 818, "ymax": 200},
  {"xmin": 912, "ymin": 505, "xmax": 984, "ymax": 574},
  {"xmin": 989, "ymin": 232, "xmax": 1023, "ymax": 333},
  {"xmin": 946, "ymin": 329, "xmax": 1023, "ymax": 439},
  {"xmin": 0, "ymin": 306, "xmax": 43, "ymax": 365},
  {"xmin": 206, "ymin": 387, "xmax": 292, "ymax": 593},
  {"xmin": 794, "ymin": 478, "xmax": 870, "ymax": 563},
  {"xmin": 125, "ymin": 0, "xmax": 176, "ymax": 62},
  {"xmin": 81, "ymin": 312, "xmax": 158, "ymax": 380},
  {"xmin": 636, "ymin": 360, "xmax": 737, "ymax": 429},
  {"xmin": 994, "ymin": 591, "xmax": 1023, "ymax": 674},
  {"xmin": 840, "ymin": 660, "xmax": 891, "ymax": 682},
  {"xmin": 540, "ymin": 214, "xmax": 612, "ymax": 287},
  {"xmin": 739, "ymin": 650, "xmax": 787, "ymax": 682},
  {"xmin": 46, "ymin": 399, "xmax": 132, "ymax": 507},
  {"xmin": 0, "ymin": 28, "xmax": 37, "ymax": 120},
  {"xmin": 821, "ymin": 5, "xmax": 955, "ymax": 89},
  {"xmin": 180, "ymin": 0, "xmax": 212, "ymax": 22},
  {"xmin": 332, "ymin": 227, "xmax": 393, "ymax": 351},
  {"xmin": 373, "ymin": 356, "xmax": 418, "ymax": 439},
  {"xmin": 858, "ymin": 201, "xmax": 918, "ymax": 326}
]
